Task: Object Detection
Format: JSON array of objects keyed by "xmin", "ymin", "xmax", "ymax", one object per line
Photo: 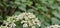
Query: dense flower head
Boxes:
[
  {"xmin": 17, "ymin": 12, "xmax": 41, "ymax": 28},
  {"xmin": 0, "ymin": 12, "xmax": 41, "ymax": 28},
  {"xmin": 0, "ymin": 16, "xmax": 17, "ymax": 28}
]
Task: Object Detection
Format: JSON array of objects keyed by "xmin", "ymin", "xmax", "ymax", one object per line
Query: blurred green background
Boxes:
[{"xmin": 0, "ymin": 0, "xmax": 60, "ymax": 28}]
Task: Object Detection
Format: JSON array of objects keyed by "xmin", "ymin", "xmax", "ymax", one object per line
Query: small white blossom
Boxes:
[
  {"xmin": 32, "ymin": 26, "xmax": 36, "ymax": 28},
  {"xmin": 23, "ymin": 23, "xmax": 28, "ymax": 27},
  {"xmin": 21, "ymin": 20, "xmax": 27, "ymax": 24}
]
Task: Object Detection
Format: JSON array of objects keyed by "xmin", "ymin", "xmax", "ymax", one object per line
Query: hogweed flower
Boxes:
[
  {"xmin": 0, "ymin": 16, "xmax": 17, "ymax": 28},
  {"xmin": 17, "ymin": 12, "xmax": 41, "ymax": 28},
  {"xmin": 3, "ymin": 23, "xmax": 16, "ymax": 28},
  {"xmin": 0, "ymin": 12, "xmax": 41, "ymax": 28}
]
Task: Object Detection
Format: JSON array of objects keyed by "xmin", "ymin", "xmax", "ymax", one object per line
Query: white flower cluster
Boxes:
[
  {"xmin": 0, "ymin": 12, "xmax": 41, "ymax": 28},
  {"xmin": 17, "ymin": 12, "xmax": 41, "ymax": 28},
  {"xmin": 0, "ymin": 16, "xmax": 16, "ymax": 28},
  {"xmin": 46, "ymin": 24, "xmax": 60, "ymax": 28}
]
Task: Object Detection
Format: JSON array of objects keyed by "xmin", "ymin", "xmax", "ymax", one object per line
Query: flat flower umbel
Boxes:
[
  {"xmin": 17, "ymin": 12, "xmax": 41, "ymax": 28},
  {"xmin": 0, "ymin": 12, "xmax": 41, "ymax": 28}
]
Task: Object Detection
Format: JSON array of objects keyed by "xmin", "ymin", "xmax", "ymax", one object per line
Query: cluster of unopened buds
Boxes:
[{"xmin": 46, "ymin": 24, "xmax": 60, "ymax": 28}]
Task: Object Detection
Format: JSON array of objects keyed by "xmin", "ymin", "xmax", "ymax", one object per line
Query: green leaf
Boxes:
[
  {"xmin": 14, "ymin": 2, "xmax": 21, "ymax": 5},
  {"xmin": 14, "ymin": 11, "xmax": 21, "ymax": 15},
  {"xmin": 51, "ymin": 17, "xmax": 60, "ymax": 24},
  {"xmin": 18, "ymin": 4, "xmax": 26, "ymax": 11},
  {"xmin": 21, "ymin": 0, "xmax": 26, "ymax": 2},
  {"xmin": 40, "ymin": 23, "xmax": 46, "ymax": 28},
  {"xmin": 27, "ymin": 9, "xmax": 35, "ymax": 12},
  {"xmin": 52, "ymin": 11, "xmax": 60, "ymax": 18},
  {"xmin": 26, "ymin": 1, "xmax": 32, "ymax": 6}
]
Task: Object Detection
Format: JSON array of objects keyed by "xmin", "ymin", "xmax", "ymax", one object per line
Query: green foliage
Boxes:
[{"xmin": 0, "ymin": 0, "xmax": 60, "ymax": 28}]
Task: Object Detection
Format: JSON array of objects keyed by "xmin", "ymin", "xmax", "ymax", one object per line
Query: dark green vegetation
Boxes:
[{"xmin": 0, "ymin": 0, "xmax": 60, "ymax": 28}]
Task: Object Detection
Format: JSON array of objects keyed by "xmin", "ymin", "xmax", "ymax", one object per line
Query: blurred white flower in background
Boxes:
[{"xmin": 46, "ymin": 24, "xmax": 60, "ymax": 28}]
